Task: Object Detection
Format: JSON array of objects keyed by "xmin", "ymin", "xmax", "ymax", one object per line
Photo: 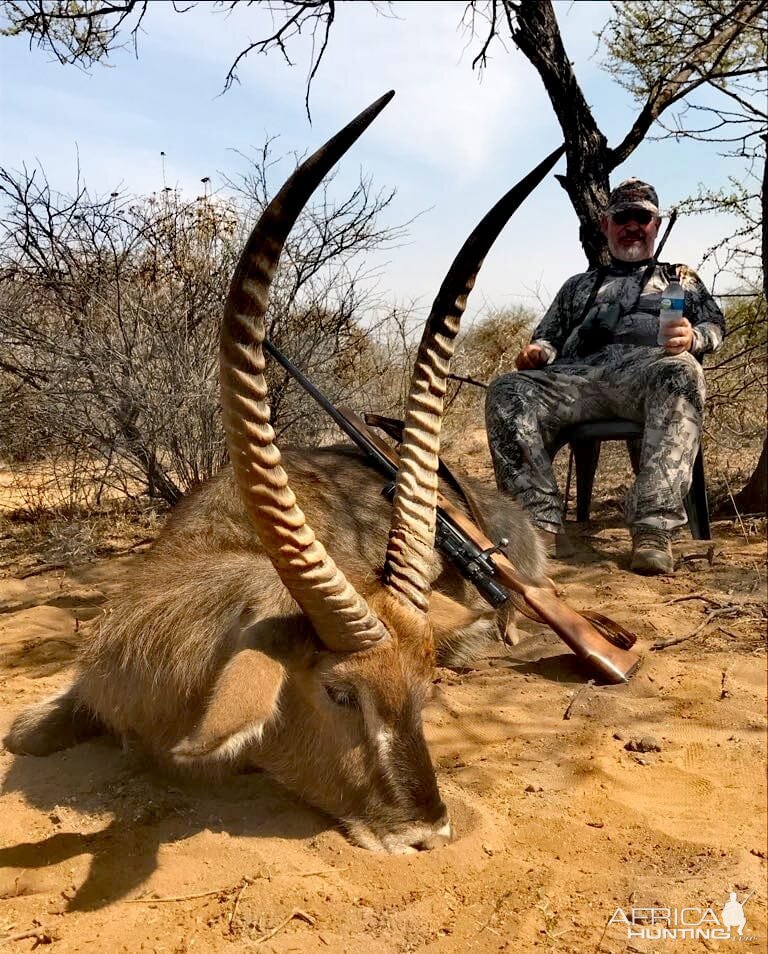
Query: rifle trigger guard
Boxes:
[{"xmin": 381, "ymin": 480, "xmax": 396, "ymax": 500}]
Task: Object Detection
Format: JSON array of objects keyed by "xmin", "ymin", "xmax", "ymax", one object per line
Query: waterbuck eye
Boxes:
[{"xmin": 325, "ymin": 684, "xmax": 359, "ymax": 709}]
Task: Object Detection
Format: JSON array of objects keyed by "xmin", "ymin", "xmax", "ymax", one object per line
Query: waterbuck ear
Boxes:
[
  {"xmin": 172, "ymin": 647, "xmax": 284, "ymax": 765},
  {"xmin": 427, "ymin": 590, "xmax": 495, "ymax": 645}
]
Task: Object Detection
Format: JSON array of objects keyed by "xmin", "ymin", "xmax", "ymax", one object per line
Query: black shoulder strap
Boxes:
[
  {"xmin": 576, "ymin": 266, "xmax": 609, "ymax": 325},
  {"xmin": 620, "ymin": 259, "xmax": 665, "ymax": 318},
  {"xmin": 633, "ymin": 259, "xmax": 661, "ymax": 306}
]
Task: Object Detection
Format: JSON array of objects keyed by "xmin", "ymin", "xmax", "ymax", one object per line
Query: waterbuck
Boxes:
[{"xmin": 5, "ymin": 92, "xmax": 556, "ymax": 853}]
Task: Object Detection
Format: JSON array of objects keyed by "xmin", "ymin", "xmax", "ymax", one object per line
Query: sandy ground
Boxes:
[{"xmin": 0, "ymin": 446, "xmax": 766, "ymax": 953}]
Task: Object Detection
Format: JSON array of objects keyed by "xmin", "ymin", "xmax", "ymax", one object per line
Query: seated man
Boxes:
[{"xmin": 485, "ymin": 179, "xmax": 725, "ymax": 575}]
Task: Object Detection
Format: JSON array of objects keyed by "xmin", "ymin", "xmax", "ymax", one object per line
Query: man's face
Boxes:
[{"xmin": 600, "ymin": 209, "xmax": 660, "ymax": 262}]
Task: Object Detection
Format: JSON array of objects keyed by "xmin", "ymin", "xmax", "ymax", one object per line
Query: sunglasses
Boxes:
[{"xmin": 611, "ymin": 209, "xmax": 655, "ymax": 226}]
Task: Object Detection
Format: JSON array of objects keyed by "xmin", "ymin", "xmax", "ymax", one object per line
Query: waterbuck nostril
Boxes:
[
  {"xmin": 413, "ymin": 831, "xmax": 452, "ymax": 851},
  {"xmin": 412, "ymin": 817, "xmax": 452, "ymax": 851}
]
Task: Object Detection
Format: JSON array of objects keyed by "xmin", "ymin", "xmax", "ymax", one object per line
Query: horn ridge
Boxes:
[
  {"xmin": 220, "ymin": 94, "xmax": 395, "ymax": 653},
  {"xmin": 384, "ymin": 146, "xmax": 565, "ymax": 611}
]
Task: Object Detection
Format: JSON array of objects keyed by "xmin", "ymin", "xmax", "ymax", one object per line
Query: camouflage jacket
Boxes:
[{"xmin": 531, "ymin": 259, "xmax": 726, "ymax": 364}]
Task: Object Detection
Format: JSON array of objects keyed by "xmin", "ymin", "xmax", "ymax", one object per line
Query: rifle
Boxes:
[{"xmin": 262, "ymin": 337, "xmax": 640, "ymax": 684}]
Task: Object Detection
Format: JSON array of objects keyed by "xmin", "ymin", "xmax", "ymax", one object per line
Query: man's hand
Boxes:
[
  {"xmin": 660, "ymin": 316, "xmax": 694, "ymax": 355},
  {"xmin": 515, "ymin": 343, "xmax": 550, "ymax": 370}
]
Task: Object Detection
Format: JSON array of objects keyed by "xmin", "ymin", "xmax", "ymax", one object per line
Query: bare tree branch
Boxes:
[{"xmin": 608, "ymin": 0, "xmax": 768, "ymax": 166}]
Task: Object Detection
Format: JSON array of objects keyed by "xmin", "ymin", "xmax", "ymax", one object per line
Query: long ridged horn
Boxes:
[
  {"xmin": 384, "ymin": 145, "xmax": 566, "ymax": 612},
  {"xmin": 221, "ymin": 92, "xmax": 395, "ymax": 653}
]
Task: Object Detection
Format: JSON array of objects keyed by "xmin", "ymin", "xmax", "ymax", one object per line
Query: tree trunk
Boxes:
[
  {"xmin": 762, "ymin": 131, "xmax": 767, "ymax": 302},
  {"xmin": 116, "ymin": 398, "xmax": 182, "ymax": 506},
  {"xmin": 733, "ymin": 139, "xmax": 768, "ymax": 514},
  {"xmin": 510, "ymin": 0, "xmax": 611, "ymax": 267},
  {"xmin": 732, "ymin": 435, "xmax": 767, "ymax": 514}
]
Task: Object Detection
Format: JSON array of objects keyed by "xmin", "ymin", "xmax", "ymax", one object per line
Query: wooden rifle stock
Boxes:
[
  {"xmin": 486, "ymin": 553, "xmax": 641, "ymax": 684},
  {"xmin": 337, "ymin": 408, "xmax": 641, "ymax": 684}
]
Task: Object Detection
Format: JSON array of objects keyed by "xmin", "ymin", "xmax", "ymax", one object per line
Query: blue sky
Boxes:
[{"xmin": 0, "ymin": 1, "xmax": 751, "ymax": 327}]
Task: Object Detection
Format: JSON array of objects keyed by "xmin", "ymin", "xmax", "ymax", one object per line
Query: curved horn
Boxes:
[
  {"xmin": 221, "ymin": 92, "xmax": 395, "ymax": 653},
  {"xmin": 384, "ymin": 145, "xmax": 566, "ymax": 612}
]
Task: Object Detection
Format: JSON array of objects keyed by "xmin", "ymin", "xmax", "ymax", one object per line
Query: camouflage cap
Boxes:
[{"xmin": 605, "ymin": 178, "xmax": 660, "ymax": 215}]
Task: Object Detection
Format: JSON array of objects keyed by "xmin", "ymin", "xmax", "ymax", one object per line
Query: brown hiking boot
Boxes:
[
  {"xmin": 630, "ymin": 527, "xmax": 674, "ymax": 575},
  {"xmin": 537, "ymin": 528, "xmax": 576, "ymax": 560}
]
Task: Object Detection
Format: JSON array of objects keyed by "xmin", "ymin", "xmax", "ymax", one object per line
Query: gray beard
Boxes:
[{"xmin": 610, "ymin": 241, "xmax": 653, "ymax": 263}]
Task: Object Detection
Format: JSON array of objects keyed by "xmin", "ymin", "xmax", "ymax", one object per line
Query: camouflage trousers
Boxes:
[{"xmin": 485, "ymin": 346, "xmax": 706, "ymax": 533}]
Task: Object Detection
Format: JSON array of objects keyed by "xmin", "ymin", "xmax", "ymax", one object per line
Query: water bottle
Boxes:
[{"xmin": 657, "ymin": 280, "xmax": 685, "ymax": 345}]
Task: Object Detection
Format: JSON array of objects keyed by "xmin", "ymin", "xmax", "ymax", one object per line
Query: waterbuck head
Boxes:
[{"xmin": 175, "ymin": 92, "xmax": 563, "ymax": 852}]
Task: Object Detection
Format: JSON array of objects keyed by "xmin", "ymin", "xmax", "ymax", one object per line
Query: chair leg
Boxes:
[
  {"xmin": 572, "ymin": 440, "xmax": 601, "ymax": 522},
  {"xmin": 684, "ymin": 447, "xmax": 711, "ymax": 540},
  {"xmin": 627, "ymin": 438, "xmax": 642, "ymax": 475},
  {"xmin": 562, "ymin": 449, "xmax": 574, "ymax": 520}
]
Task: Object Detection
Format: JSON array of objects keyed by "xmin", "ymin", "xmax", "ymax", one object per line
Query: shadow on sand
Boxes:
[{"xmin": 1, "ymin": 738, "xmax": 328, "ymax": 912}]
